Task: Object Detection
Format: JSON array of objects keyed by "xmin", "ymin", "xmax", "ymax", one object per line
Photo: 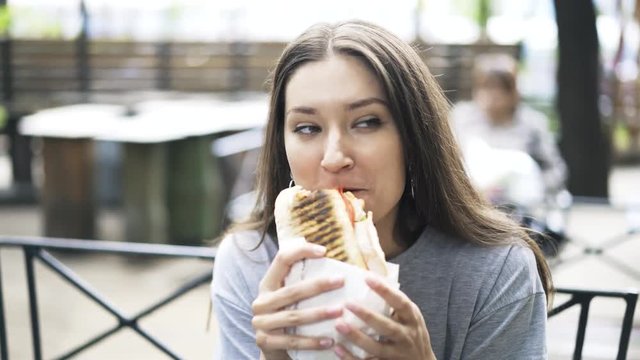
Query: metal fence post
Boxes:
[
  {"xmin": 0, "ymin": 253, "xmax": 9, "ymax": 360},
  {"xmin": 617, "ymin": 293, "xmax": 639, "ymax": 360},
  {"xmin": 24, "ymin": 247, "xmax": 42, "ymax": 360},
  {"xmin": 573, "ymin": 297, "xmax": 591, "ymax": 360}
]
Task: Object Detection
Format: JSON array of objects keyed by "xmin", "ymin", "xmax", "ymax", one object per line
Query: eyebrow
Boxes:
[
  {"xmin": 346, "ymin": 97, "xmax": 388, "ymax": 111},
  {"xmin": 286, "ymin": 106, "xmax": 316, "ymax": 116},
  {"xmin": 286, "ymin": 97, "xmax": 388, "ymax": 116}
]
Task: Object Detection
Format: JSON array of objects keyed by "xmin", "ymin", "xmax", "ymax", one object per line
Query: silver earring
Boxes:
[
  {"xmin": 408, "ymin": 164, "xmax": 415, "ymax": 199},
  {"xmin": 410, "ymin": 177, "xmax": 415, "ymax": 198},
  {"xmin": 289, "ymin": 179, "xmax": 295, "ymax": 188}
]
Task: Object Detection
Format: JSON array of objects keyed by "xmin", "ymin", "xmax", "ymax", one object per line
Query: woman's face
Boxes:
[{"xmin": 283, "ymin": 55, "xmax": 406, "ymax": 236}]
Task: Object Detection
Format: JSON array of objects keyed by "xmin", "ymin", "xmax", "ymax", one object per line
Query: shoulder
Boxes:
[
  {"xmin": 457, "ymin": 244, "xmax": 548, "ymax": 358},
  {"xmin": 472, "ymin": 243, "xmax": 545, "ymax": 319},
  {"xmin": 215, "ymin": 229, "xmax": 276, "ymax": 263},
  {"xmin": 212, "ymin": 230, "xmax": 277, "ymax": 302},
  {"xmin": 420, "ymin": 228, "xmax": 543, "ymax": 310}
]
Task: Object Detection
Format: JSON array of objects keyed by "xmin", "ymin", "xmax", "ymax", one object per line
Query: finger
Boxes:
[
  {"xmin": 253, "ymin": 304, "xmax": 343, "ymax": 331},
  {"xmin": 259, "ymin": 243, "xmax": 327, "ymax": 292},
  {"xmin": 365, "ymin": 276, "xmax": 418, "ymax": 325},
  {"xmin": 252, "ymin": 275, "xmax": 344, "ymax": 314},
  {"xmin": 255, "ymin": 332, "xmax": 335, "ymax": 351},
  {"xmin": 334, "ymin": 343, "xmax": 362, "ymax": 360},
  {"xmin": 344, "ymin": 302, "xmax": 404, "ymax": 342},
  {"xmin": 335, "ymin": 320, "xmax": 389, "ymax": 359}
]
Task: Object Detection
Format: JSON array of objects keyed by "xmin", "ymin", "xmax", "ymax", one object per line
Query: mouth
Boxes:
[
  {"xmin": 343, "ymin": 188, "xmax": 366, "ymax": 197},
  {"xmin": 341, "ymin": 187, "xmax": 361, "ymax": 192}
]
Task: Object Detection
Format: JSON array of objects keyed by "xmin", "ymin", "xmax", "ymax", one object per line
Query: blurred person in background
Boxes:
[{"xmin": 450, "ymin": 54, "xmax": 568, "ymax": 204}]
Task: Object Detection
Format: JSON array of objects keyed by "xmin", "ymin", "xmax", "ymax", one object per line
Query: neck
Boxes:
[{"xmin": 375, "ymin": 211, "xmax": 406, "ymax": 259}]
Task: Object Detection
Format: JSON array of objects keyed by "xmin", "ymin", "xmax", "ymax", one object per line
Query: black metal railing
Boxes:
[
  {"xmin": 548, "ymin": 287, "xmax": 638, "ymax": 360},
  {"xmin": 1, "ymin": 236, "xmax": 638, "ymax": 359},
  {"xmin": 0, "ymin": 236, "xmax": 216, "ymax": 360}
]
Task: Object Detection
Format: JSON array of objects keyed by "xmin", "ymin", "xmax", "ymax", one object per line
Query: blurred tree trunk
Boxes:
[{"xmin": 554, "ymin": 0, "xmax": 610, "ymax": 197}]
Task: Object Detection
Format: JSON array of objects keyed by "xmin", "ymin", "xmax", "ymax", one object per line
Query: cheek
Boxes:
[
  {"xmin": 369, "ymin": 139, "xmax": 406, "ymax": 207},
  {"xmin": 288, "ymin": 157, "xmax": 312, "ymax": 179},
  {"xmin": 385, "ymin": 156, "xmax": 407, "ymax": 199},
  {"xmin": 285, "ymin": 136, "xmax": 319, "ymax": 183}
]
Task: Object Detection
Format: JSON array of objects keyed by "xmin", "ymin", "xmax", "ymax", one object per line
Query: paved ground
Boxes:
[{"xmin": 0, "ymin": 163, "xmax": 639, "ymax": 359}]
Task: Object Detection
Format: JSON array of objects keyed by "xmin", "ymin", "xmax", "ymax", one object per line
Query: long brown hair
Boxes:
[{"xmin": 235, "ymin": 20, "xmax": 553, "ymax": 301}]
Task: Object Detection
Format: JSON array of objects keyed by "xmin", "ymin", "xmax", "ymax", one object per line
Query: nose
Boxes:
[{"xmin": 320, "ymin": 132, "xmax": 354, "ymax": 173}]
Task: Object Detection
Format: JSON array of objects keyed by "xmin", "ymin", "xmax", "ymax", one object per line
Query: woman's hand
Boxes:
[
  {"xmin": 252, "ymin": 242, "xmax": 345, "ymax": 360},
  {"xmin": 333, "ymin": 276, "xmax": 436, "ymax": 360}
]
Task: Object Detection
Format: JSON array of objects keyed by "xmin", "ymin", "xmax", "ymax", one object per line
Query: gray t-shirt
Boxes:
[{"xmin": 211, "ymin": 226, "xmax": 547, "ymax": 359}]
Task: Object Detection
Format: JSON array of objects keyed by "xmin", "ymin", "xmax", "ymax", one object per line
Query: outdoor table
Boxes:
[
  {"xmin": 20, "ymin": 98, "xmax": 268, "ymax": 244},
  {"xmin": 18, "ymin": 104, "xmax": 126, "ymax": 239},
  {"xmin": 99, "ymin": 97, "xmax": 268, "ymax": 244}
]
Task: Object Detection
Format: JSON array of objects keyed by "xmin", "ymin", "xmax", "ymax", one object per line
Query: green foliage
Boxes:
[
  {"xmin": 452, "ymin": 0, "xmax": 491, "ymax": 28},
  {"xmin": 452, "ymin": 0, "xmax": 475, "ymax": 19},
  {"xmin": 2, "ymin": 6, "xmax": 64, "ymax": 39},
  {"xmin": 613, "ymin": 122, "xmax": 632, "ymax": 151},
  {"xmin": 477, "ymin": 0, "xmax": 490, "ymax": 29},
  {"xmin": 22, "ymin": 7, "xmax": 63, "ymax": 38},
  {"xmin": 168, "ymin": 1, "xmax": 183, "ymax": 23},
  {"xmin": 0, "ymin": 5, "xmax": 10, "ymax": 36},
  {"xmin": 0, "ymin": 105, "xmax": 7, "ymax": 130}
]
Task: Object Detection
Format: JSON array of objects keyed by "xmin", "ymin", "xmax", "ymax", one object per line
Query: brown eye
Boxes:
[
  {"xmin": 294, "ymin": 124, "xmax": 321, "ymax": 135},
  {"xmin": 354, "ymin": 117, "xmax": 382, "ymax": 129}
]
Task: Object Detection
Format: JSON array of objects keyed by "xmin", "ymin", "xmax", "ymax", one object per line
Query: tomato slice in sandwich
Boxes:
[{"xmin": 338, "ymin": 188, "xmax": 355, "ymax": 226}]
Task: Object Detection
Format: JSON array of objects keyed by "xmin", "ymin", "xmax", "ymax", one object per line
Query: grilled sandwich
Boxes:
[{"xmin": 275, "ymin": 186, "xmax": 387, "ymax": 275}]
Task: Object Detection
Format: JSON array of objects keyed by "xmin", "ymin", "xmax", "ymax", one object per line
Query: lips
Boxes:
[
  {"xmin": 342, "ymin": 187, "xmax": 364, "ymax": 193},
  {"xmin": 322, "ymin": 183, "xmax": 368, "ymax": 197},
  {"xmin": 345, "ymin": 189, "xmax": 366, "ymax": 199}
]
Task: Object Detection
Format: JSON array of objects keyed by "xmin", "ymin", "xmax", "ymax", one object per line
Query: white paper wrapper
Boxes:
[{"xmin": 284, "ymin": 257, "xmax": 400, "ymax": 360}]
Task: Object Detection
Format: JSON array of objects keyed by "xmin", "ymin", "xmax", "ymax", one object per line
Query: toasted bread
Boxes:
[{"xmin": 275, "ymin": 186, "xmax": 386, "ymax": 275}]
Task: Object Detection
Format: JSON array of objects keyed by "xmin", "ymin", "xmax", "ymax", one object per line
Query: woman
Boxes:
[{"xmin": 212, "ymin": 20, "xmax": 552, "ymax": 360}]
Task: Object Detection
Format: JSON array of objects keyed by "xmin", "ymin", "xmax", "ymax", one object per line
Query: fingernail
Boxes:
[
  {"xmin": 325, "ymin": 305, "xmax": 343, "ymax": 316},
  {"xmin": 319, "ymin": 338, "xmax": 334, "ymax": 348},
  {"xmin": 335, "ymin": 322, "xmax": 351, "ymax": 334},
  {"xmin": 366, "ymin": 276, "xmax": 382, "ymax": 287},
  {"xmin": 312, "ymin": 244, "xmax": 326, "ymax": 255},
  {"xmin": 328, "ymin": 275, "xmax": 344, "ymax": 286},
  {"xmin": 345, "ymin": 302, "xmax": 361, "ymax": 312},
  {"xmin": 334, "ymin": 345, "xmax": 346, "ymax": 357}
]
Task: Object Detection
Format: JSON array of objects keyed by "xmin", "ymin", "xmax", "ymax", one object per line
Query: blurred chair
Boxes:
[{"xmin": 549, "ymin": 287, "xmax": 638, "ymax": 360}]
